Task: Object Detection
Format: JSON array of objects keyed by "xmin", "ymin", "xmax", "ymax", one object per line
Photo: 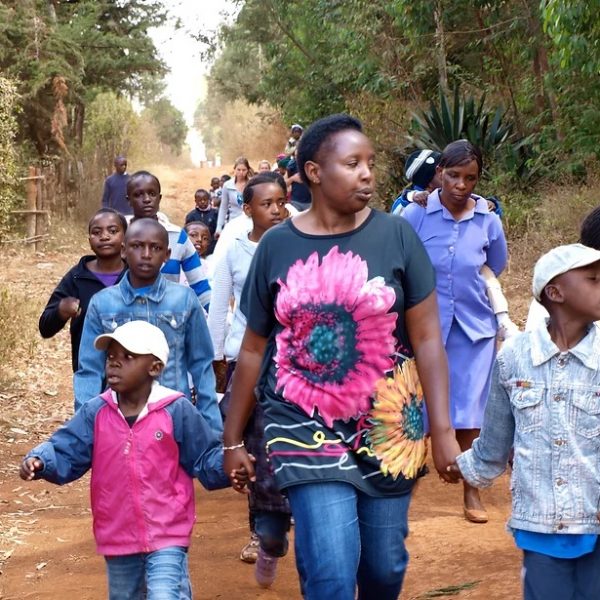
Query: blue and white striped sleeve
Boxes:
[{"xmin": 178, "ymin": 229, "xmax": 211, "ymax": 309}]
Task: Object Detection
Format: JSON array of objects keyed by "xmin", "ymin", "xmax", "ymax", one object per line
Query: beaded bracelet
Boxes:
[{"xmin": 223, "ymin": 441, "xmax": 245, "ymax": 451}]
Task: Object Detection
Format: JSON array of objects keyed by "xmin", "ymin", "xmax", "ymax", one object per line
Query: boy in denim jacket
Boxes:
[
  {"xmin": 74, "ymin": 218, "xmax": 222, "ymax": 433},
  {"xmin": 452, "ymin": 243, "xmax": 600, "ymax": 600}
]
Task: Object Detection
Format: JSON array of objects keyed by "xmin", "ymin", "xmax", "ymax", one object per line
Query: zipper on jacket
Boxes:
[{"xmin": 127, "ymin": 429, "xmax": 150, "ymax": 552}]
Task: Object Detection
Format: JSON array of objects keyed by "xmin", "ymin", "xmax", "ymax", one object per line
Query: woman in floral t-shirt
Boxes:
[{"xmin": 224, "ymin": 114, "xmax": 460, "ymax": 600}]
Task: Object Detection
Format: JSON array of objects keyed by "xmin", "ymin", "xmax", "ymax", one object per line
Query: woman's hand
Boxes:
[
  {"xmin": 224, "ymin": 447, "xmax": 256, "ymax": 493},
  {"xmin": 430, "ymin": 428, "xmax": 462, "ymax": 483}
]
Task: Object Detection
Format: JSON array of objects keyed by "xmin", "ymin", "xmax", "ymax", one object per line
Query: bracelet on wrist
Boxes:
[{"xmin": 223, "ymin": 441, "xmax": 244, "ymax": 451}]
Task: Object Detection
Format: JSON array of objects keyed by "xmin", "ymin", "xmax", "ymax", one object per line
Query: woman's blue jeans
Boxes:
[
  {"xmin": 286, "ymin": 481, "xmax": 411, "ymax": 600},
  {"xmin": 105, "ymin": 546, "xmax": 191, "ymax": 600}
]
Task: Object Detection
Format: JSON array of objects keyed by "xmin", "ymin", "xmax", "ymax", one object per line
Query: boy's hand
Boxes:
[
  {"xmin": 230, "ymin": 454, "xmax": 256, "ymax": 494},
  {"xmin": 58, "ymin": 297, "xmax": 80, "ymax": 321},
  {"xmin": 224, "ymin": 447, "xmax": 256, "ymax": 494},
  {"xmin": 20, "ymin": 457, "xmax": 43, "ymax": 481},
  {"xmin": 413, "ymin": 191, "xmax": 429, "ymax": 207}
]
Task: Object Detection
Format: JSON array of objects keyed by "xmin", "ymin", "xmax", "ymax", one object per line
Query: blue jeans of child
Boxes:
[
  {"xmin": 286, "ymin": 481, "xmax": 411, "ymax": 600},
  {"xmin": 105, "ymin": 546, "xmax": 191, "ymax": 600},
  {"xmin": 254, "ymin": 510, "xmax": 291, "ymax": 557},
  {"xmin": 523, "ymin": 541, "xmax": 600, "ymax": 600}
]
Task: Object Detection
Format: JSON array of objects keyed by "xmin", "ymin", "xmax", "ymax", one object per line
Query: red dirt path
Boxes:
[{"xmin": 0, "ymin": 166, "xmax": 521, "ymax": 599}]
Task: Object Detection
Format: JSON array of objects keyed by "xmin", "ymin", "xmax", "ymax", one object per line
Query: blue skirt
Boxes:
[{"xmin": 446, "ymin": 320, "xmax": 496, "ymax": 429}]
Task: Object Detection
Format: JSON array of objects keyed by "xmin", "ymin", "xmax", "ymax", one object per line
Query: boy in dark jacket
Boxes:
[{"xmin": 39, "ymin": 208, "xmax": 127, "ymax": 371}]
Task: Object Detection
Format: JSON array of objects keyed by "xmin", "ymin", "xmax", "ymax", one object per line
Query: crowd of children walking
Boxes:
[{"xmin": 21, "ymin": 115, "xmax": 600, "ymax": 600}]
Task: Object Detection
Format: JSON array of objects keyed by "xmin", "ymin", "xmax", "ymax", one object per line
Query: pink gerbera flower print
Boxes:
[{"xmin": 274, "ymin": 246, "xmax": 397, "ymax": 427}]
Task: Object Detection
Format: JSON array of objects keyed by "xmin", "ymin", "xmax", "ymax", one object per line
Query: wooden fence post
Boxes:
[{"xmin": 26, "ymin": 166, "xmax": 37, "ymax": 252}]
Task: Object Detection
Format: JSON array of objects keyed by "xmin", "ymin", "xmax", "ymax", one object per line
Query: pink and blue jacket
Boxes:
[{"xmin": 27, "ymin": 383, "xmax": 229, "ymax": 556}]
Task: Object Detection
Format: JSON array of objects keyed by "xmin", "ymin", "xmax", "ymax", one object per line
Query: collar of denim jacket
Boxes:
[
  {"xmin": 119, "ymin": 272, "xmax": 167, "ymax": 305},
  {"xmin": 529, "ymin": 321, "xmax": 599, "ymax": 370}
]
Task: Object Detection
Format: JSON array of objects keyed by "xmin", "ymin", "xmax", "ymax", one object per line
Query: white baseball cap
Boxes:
[
  {"xmin": 532, "ymin": 243, "xmax": 600, "ymax": 301},
  {"xmin": 94, "ymin": 320, "xmax": 169, "ymax": 365}
]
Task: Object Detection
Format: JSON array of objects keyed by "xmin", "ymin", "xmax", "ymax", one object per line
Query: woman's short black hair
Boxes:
[
  {"xmin": 296, "ymin": 114, "xmax": 363, "ymax": 185},
  {"xmin": 439, "ymin": 140, "xmax": 483, "ymax": 176},
  {"xmin": 243, "ymin": 172, "xmax": 287, "ymax": 204},
  {"xmin": 88, "ymin": 207, "xmax": 128, "ymax": 233},
  {"xmin": 580, "ymin": 206, "xmax": 600, "ymax": 250},
  {"xmin": 127, "ymin": 170, "xmax": 161, "ymax": 194}
]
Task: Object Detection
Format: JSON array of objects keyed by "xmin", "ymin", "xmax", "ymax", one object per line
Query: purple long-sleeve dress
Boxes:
[{"xmin": 403, "ymin": 190, "xmax": 508, "ymax": 428}]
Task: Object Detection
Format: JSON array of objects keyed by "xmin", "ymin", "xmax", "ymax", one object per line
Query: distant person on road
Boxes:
[
  {"xmin": 21, "ymin": 320, "xmax": 230, "ymax": 599},
  {"xmin": 101, "ymin": 156, "xmax": 131, "ymax": 215},
  {"xmin": 216, "ymin": 158, "xmax": 253, "ymax": 236},
  {"xmin": 210, "ymin": 176, "xmax": 222, "ymax": 209},
  {"xmin": 185, "ymin": 188, "xmax": 218, "ymax": 255},
  {"xmin": 39, "ymin": 208, "xmax": 127, "ymax": 372},
  {"xmin": 257, "ymin": 159, "xmax": 272, "ymax": 173},
  {"xmin": 284, "ymin": 124, "xmax": 303, "ymax": 157}
]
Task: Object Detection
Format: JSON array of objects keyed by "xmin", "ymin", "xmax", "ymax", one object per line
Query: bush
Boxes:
[
  {"xmin": 0, "ymin": 77, "xmax": 21, "ymax": 237},
  {"xmin": 0, "ymin": 287, "xmax": 38, "ymax": 384}
]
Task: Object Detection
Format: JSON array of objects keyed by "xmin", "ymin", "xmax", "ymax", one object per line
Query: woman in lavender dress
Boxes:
[{"xmin": 403, "ymin": 141, "xmax": 508, "ymax": 523}]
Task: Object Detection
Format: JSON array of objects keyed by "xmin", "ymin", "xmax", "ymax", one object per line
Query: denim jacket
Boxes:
[
  {"xmin": 73, "ymin": 272, "xmax": 223, "ymax": 433},
  {"xmin": 457, "ymin": 324, "xmax": 600, "ymax": 534}
]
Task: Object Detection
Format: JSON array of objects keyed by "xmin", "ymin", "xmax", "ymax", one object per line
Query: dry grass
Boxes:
[{"xmin": 503, "ymin": 178, "xmax": 600, "ymax": 325}]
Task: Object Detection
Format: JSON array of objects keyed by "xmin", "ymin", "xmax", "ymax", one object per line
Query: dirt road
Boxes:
[{"xmin": 0, "ymin": 166, "xmax": 521, "ymax": 599}]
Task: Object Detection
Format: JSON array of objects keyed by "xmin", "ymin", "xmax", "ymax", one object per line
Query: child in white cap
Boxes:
[
  {"xmin": 20, "ymin": 320, "xmax": 232, "ymax": 599},
  {"xmin": 450, "ymin": 243, "xmax": 600, "ymax": 600}
]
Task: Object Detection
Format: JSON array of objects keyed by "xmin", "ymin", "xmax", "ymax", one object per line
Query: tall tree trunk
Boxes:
[
  {"xmin": 522, "ymin": 0, "xmax": 563, "ymax": 139},
  {"xmin": 434, "ymin": 0, "xmax": 449, "ymax": 94}
]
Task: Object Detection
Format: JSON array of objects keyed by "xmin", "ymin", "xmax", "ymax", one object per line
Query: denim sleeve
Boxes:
[
  {"xmin": 168, "ymin": 399, "xmax": 229, "ymax": 490},
  {"xmin": 185, "ymin": 296, "xmax": 223, "ymax": 434},
  {"xmin": 73, "ymin": 297, "xmax": 105, "ymax": 411},
  {"xmin": 26, "ymin": 399, "xmax": 99, "ymax": 484},
  {"xmin": 456, "ymin": 358, "xmax": 515, "ymax": 487}
]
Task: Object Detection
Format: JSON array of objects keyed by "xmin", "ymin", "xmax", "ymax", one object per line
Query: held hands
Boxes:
[
  {"xmin": 224, "ymin": 447, "xmax": 256, "ymax": 494},
  {"xmin": 430, "ymin": 429, "xmax": 463, "ymax": 484},
  {"xmin": 58, "ymin": 297, "xmax": 80, "ymax": 321},
  {"xmin": 20, "ymin": 457, "xmax": 43, "ymax": 481}
]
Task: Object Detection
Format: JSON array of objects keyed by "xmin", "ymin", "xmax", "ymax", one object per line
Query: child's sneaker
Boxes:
[
  {"xmin": 239, "ymin": 532, "xmax": 260, "ymax": 563},
  {"xmin": 255, "ymin": 547, "xmax": 278, "ymax": 588}
]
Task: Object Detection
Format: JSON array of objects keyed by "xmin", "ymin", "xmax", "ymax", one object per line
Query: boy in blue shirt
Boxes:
[
  {"xmin": 74, "ymin": 218, "xmax": 222, "ymax": 433},
  {"xmin": 452, "ymin": 243, "xmax": 600, "ymax": 600}
]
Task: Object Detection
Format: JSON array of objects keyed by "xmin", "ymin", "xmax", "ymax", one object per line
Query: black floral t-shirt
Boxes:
[{"xmin": 241, "ymin": 209, "xmax": 436, "ymax": 497}]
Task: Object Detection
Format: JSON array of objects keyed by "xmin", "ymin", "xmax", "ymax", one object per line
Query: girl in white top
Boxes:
[
  {"xmin": 208, "ymin": 172, "xmax": 289, "ymax": 364},
  {"xmin": 216, "ymin": 157, "xmax": 253, "ymax": 235}
]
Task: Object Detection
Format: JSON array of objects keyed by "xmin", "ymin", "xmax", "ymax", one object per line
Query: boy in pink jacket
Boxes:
[{"xmin": 20, "ymin": 320, "xmax": 230, "ymax": 599}]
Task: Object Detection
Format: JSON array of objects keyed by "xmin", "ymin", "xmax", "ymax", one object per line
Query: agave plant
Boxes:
[{"xmin": 408, "ymin": 84, "xmax": 513, "ymax": 159}]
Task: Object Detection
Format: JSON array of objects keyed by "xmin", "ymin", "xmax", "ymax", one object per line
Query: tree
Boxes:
[
  {"xmin": 83, "ymin": 92, "xmax": 139, "ymax": 175},
  {"xmin": 143, "ymin": 99, "xmax": 188, "ymax": 155},
  {"xmin": 0, "ymin": 77, "xmax": 20, "ymax": 234},
  {"xmin": 0, "ymin": 0, "xmax": 168, "ymax": 157}
]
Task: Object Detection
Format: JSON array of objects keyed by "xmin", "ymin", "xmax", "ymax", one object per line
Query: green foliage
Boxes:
[
  {"xmin": 143, "ymin": 99, "xmax": 188, "ymax": 155},
  {"xmin": 408, "ymin": 85, "xmax": 513, "ymax": 158},
  {"xmin": 542, "ymin": 1, "xmax": 600, "ymax": 74},
  {"xmin": 0, "ymin": 0, "xmax": 168, "ymax": 157},
  {"xmin": 83, "ymin": 92, "xmax": 139, "ymax": 175},
  {"xmin": 0, "ymin": 77, "xmax": 20, "ymax": 236}
]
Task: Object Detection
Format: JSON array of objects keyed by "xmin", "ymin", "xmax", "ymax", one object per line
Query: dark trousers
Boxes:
[{"xmin": 523, "ymin": 541, "xmax": 600, "ymax": 600}]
